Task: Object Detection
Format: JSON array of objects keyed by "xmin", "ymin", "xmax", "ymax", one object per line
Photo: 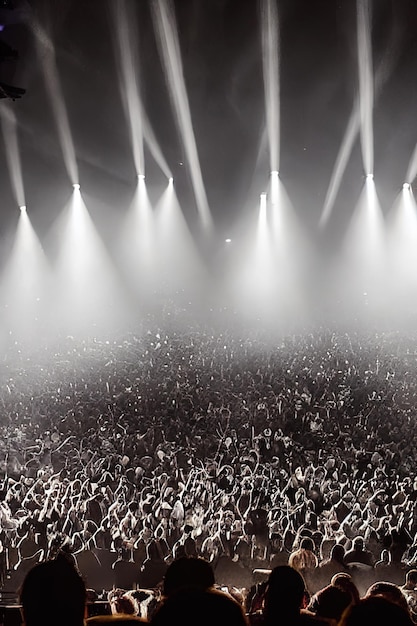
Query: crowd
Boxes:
[
  {"xmin": 0, "ymin": 310, "xmax": 417, "ymax": 606},
  {"xmin": 17, "ymin": 553, "xmax": 417, "ymax": 626}
]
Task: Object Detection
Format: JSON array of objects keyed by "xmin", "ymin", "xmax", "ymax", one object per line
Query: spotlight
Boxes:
[
  {"xmin": 403, "ymin": 183, "xmax": 411, "ymax": 190},
  {"xmin": 225, "ymin": 238, "xmax": 232, "ymax": 243},
  {"xmin": 73, "ymin": 183, "xmax": 80, "ymax": 190},
  {"xmin": 270, "ymin": 170, "xmax": 279, "ymax": 176},
  {"xmin": 168, "ymin": 177, "xmax": 173, "ymax": 184},
  {"xmin": 19, "ymin": 205, "xmax": 26, "ymax": 212},
  {"xmin": 366, "ymin": 173, "xmax": 374, "ymax": 180},
  {"xmin": 138, "ymin": 174, "xmax": 145, "ymax": 180}
]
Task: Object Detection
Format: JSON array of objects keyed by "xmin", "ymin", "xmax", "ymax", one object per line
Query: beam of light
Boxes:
[
  {"xmin": 261, "ymin": 0, "xmax": 280, "ymax": 173},
  {"xmin": 340, "ymin": 178, "xmax": 385, "ymax": 315},
  {"xmin": 142, "ymin": 105, "xmax": 172, "ymax": 178},
  {"xmin": 386, "ymin": 185, "xmax": 417, "ymax": 311},
  {"xmin": 151, "ymin": 0, "xmax": 212, "ymax": 230},
  {"xmin": 319, "ymin": 11, "xmax": 403, "ymax": 229},
  {"xmin": 116, "ymin": 175, "xmax": 156, "ymax": 298},
  {"xmin": 110, "ymin": 0, "xmax": 144, "ymax": 177},
  {"xmin": 405, "ymin": 143, "xmax": 417, "ymax": 187},
  {"xmin": 50, "ymin": 186, "xmax": 127, "ymax": 334},
  {"xmin": 270, "ymin": 170, "xmax": 279, "ymax": 207},
  {"xmin": 32, "ymin": 21, "xmax": 78, "ymax": 185},
  {"xmin": 0, "ymin": 207, "xmax": 50, "ymax": 344},
  {"xmin": 319, "ymin": 105, "xmax": 361, "ymax": 229},
  {"xmin": 0, "ymin": 102, "xmax": 25, "ymax": 208},
  {"xmin": 269, "ymin": 175, "xmax": 309, "ymax": 323},
  {"xmin": 154, "ymin": 177, "xmax": 206, "ymax": 295},
  {"xmin": 357, "ymin": 0, "xmax": 374, "ymax": 177},
  {"xmin": 256, "ymin": 192, "xmax": 269, "ymax": 259},
  {"xmin": 242, "ymin": 193, "xmax": 273, "ymax": 307}
]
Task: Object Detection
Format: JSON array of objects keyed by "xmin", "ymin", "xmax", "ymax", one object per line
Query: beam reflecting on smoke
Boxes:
[
  {"xmin": 142, "ymin": 106, "xmax": 172, "ymax": 179},
  {"xmin": 155, "ymin": 178, "xmax": 205, "ymax": 294},
  {"xmin": 110, "ymin": 0, "xmax": 144, "ymax": 176},
  {"xmin": 406, "ymin": 143, "xmax": 417, "ymax": 188},
  {"xmin": 256, "ymin": 192, "xmax": 270, "ymax": 270},
  {"xmin": 319, "ymin": 104, "xmax": 360, "ymax": 229},
  {"xmin": 357, "ymin": 0, "xmax": 374, "ymax": 177},
  {"xmin": 32, "ymin": 21, "xmax": 78, "ymax": 185},
  {"xmin": 237, "ymin": 193, "xmax": 273, "ymax": 320},
  {"xmin": 386, "ymin": 185, "xmax": 417, "ymax": 312},
  {"xmin": 52, "ymin": 186, "xmax": 125, "ymax": 334},
  {"xmin": 269, "ymin": 173, "xmax": 308, "ymax": 322},
  {"xmin": 116, "ymin": 176, "xmax": 156, "ymax": 299},
  {"xmin": 152, "ymin": 0, "xmax": 212, "ymax": 230},
  {"xmin": 0, "ymin": 207, "xmax": 49, "ymax": 344},
  {"xmin": 341, "ymin": 177, "xmax": 385, "ymax": 316},
  {"xmin": 319, "ymin": 8, "xmax": 402, "ymax": 229},
  {"xmin": 261, "ymin": 0, "xmax": 280, "ymax": 173},
  {"xmin": 0, "ymin": 103, "xmax": 25, "ymax": 208}
]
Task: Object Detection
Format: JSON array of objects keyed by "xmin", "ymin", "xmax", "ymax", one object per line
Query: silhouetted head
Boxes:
[
  {"xmin": 20, "ymin": 554, "xmax": 86, "ymax": 626},
  {"xmin": 331, "ymin": 573, "xmax": 360, "ymax": 605},
  {"xmin": 405, "ymin": 570, "xmax": 417, "ymax": 586},
  {"xmin": 309, "ymin": 585, "xmax": 352, "ymax": 621},
  {"xmin": 366, "ymin": 581, "xmax": 409, "ymax": 613},
  {"xmin": 151, "ymin": 588, "xmax": 248, "ymax": 626},
  {"xmin": 263, "ymin": 566, "xmax": 305, "ymax": 623},
  {"xmin": 339, "ymin": 596, "xmax": 413, "ymax": 626},
  {"xmin": 163, "ymin": 557, "xmax": 215, "ymax": 597},
  {"xmin": 330, "ymin": 543, "xmax": 345, "ymax": 563}
]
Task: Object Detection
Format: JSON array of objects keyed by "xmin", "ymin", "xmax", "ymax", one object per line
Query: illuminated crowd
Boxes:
[{"xmin": 1, "ymin": 311, "xmax": 417, "ymax": 609}]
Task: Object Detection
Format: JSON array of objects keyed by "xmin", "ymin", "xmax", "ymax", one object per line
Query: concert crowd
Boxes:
[{"xmin": 1, "ymin": 310, "xmax": 417, "ymax": 621}]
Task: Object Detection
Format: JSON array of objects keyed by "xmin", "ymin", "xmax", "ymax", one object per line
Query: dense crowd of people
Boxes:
[{"xmin": 0, "ymin": 309, "xmax": 417, "ymax": 612}]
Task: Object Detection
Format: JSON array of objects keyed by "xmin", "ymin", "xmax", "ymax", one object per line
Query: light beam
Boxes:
[
  {"xmin": 151, "ymin": 0, "xmax": 212, "ymax": 230},
  {"xmin": 261, "ymin": 0, "xmax": 280, "ymax": 173},
  {"xmin": 0, "ymin": 102, "xmax": 25, "ymax": 208},
  {"xmin": 357, "ymin": 0, "xmax": 374, "ymax": 177},
  {"xmin": 110, "ymin": 0, "xmax": 144, "ymax": 177},
  {"xmin": 33, "ymin": 21, "xmax": 78, "ymax": 185}
]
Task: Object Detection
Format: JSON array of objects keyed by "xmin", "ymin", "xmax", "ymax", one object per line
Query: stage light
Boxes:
[
  {"xmin": 225, "ymin": 238, "xmax": 232, "ymax": 243},
  {"xmin": 403, "ymin": 183, "xmax": 411, "ymax": 190},
  {"xmin": 366, "ymin": 173, "xmax": 374, "ymax": 180},
  {"xmin": 168, "ymin": 177, "xmax": 173, "ymax": 184},
  {"xmin": 73, "ymin": 183, "xmax": 80, "ymax": 191},
  {"xmin": 270, "ymin": 170, "xmax": 279, "ymax": 177},
  {"xmin": 138, "ymin": 174, "xmax": 145, "ymax": 180},
  {"xmin": 19, "ymin": 205, "xmax": 26, "ymax": 212}
]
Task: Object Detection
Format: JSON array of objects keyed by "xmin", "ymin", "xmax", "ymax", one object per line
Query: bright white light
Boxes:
[
  {"xmin": 73, "ymin": 183, "xmax": 80, "ymax": 191},
  {"xmin": 168, "ymin": 177, "xmax": 174, "ymax": 185},
  {"xmin": 270, "ymin": 170, "xmax": 279, "ymax": 206},
  {"xmin": 262, "ymin": 0, "xmax": 280, "ymax": 173},
  {"xmin": 138, "ymin": 174, "xmax": 145, "ymax": 180},
  {"xmin": 151, "ymin": 0, "xmax": 212, "ymax": 230},
  {"xmin": 366, "ymin": 173, "xmax": 374, "ymax": 180},
  {"xmin": 20, "ymin": 205, "xmax": 27, "ymax": 213},
  {"xmin": 35, "ymin": 24, "xmax": 79, "ymax": 185},
  {"xmin": 403, "ymin": 183, "xmax": 411, "ymax": 190},
  {"xmin": 225, "ymin": 238, "xmax": 232, "ymax": 243}
]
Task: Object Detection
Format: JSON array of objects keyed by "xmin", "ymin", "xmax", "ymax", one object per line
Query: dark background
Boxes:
[{"xmin": 1, "ymin": 0, "xmax": 417, "ymax": 259}]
